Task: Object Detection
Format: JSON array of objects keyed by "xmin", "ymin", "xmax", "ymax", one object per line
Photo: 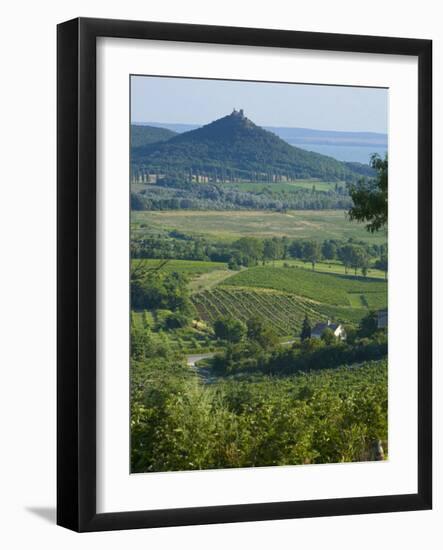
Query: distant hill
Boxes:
[
  {"xmin": 131, "ymin": 125, "xmax": 177, "ymax": 148},
  {"xmin": 133, "ymin": 122, "xmax": 198, "ymax": 134},
  {"xmin": 132, "ymin": 111, "xmax": 374, "ymax": 182},
  {"xmin": 134, "ymin": 121, "xmax": 387, "ymax": 163}
]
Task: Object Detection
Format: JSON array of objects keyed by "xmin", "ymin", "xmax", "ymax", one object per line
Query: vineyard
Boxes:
[
  {"xmin": 192, "ymin": 287, "xmax": 367, "ymax": 337},
  {"xmin": 222, "ymin": 266, "xmax": 387, "ymax": 308}
]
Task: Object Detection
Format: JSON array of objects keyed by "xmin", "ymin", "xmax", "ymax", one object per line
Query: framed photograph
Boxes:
[{"xmin": 57, "ymin": 17, "xmax": 432, "ymax": 532}]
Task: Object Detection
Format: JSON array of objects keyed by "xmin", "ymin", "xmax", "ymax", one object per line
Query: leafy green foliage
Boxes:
[
  {"xmin": 131, "ymin": 178, "xmax": 353, "ymax": 211},
  {"xmin": 131, "ymin": 233, "xmax": 386, "ymax": 285},
  {"xmin": 322, "ymin": 239, "xmax": 338, "ymax": 260},
  {"xmin": 358, "ymin": 311, "xmax": 380, "ymax": 338},
  {"xmin": 348, "ymin": 154, "xmax": 388, "ymax": 233},
  {"xmin": 300, "ymin": 314, "xmax": 312, "ymax": 341},
  {"xmin": 233, "ymin": 237, "xmax": 264, "ymax": 266},
  {"xmin": 246, "ymin": 317, "xmax": 279, "ymax": 348},
  {"xmin": 213, "ymin": 333, "xmax": 387, "ymax": 377},
  {"xmin": 302, "ymin": 240, "xmax": 322, "ymax": 269},
  {"xmin": 321, "ymin": 327, "xmax": 336, "ymax": 345},
  {"xmin": 131, "ymin": 359, "xmax": 388, "ymax": 471},
  {"xmin": 375, "ymin": 254, "xmax": 388, "ymax": 279},
  {"xmin": 131, "ymin": 263, "xmax": 192, "ymax": 313},
  {"xmin": 213, "ymin": 317, "xmax": 247, "ymax": 343}
]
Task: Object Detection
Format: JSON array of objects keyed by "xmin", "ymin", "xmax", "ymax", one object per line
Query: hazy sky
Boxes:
[{"xmin": 131, "ymin": 75, "xmax": 388, "ymax": 133}]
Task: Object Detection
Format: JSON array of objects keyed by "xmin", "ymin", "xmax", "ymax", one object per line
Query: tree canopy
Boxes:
[{"xmin": 348, "ymin": 154, "xmax": 388, "ymax": 233}]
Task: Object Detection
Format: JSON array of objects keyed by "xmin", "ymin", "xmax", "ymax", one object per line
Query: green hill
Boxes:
[
  {"xmin": 131, "ymin": 124, "xmax": 177, "ymax": 148},
  {"xmin": 131, "ymin": 110, "xmax": 373, "ymax": 182}
]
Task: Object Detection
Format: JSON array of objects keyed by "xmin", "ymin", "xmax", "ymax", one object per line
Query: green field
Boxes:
[
  {"xmin": 221, "ymin": 266, "xmax": 387, "ymax": 308},
  {"xmin": 132, "ymin": 258, "xmax": 227, "ymax": 275},
  {"xmin": 273, "ymin": 259, "xmax": 386, "ymax": 279},
  {"xmin": 222, "ymin": 179, "xmax": 338, "ymax": 193},
  {"xmin": 131, "ymin": 209, "xmax": 387, "ymax": 244},
  {"xmin": 188, "ymin": 267, "xmax": 236, "ymax": 292}
]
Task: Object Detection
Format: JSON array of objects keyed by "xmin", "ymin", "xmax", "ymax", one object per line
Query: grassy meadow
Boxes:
[
  {"xmin": 132, "ymin": 258, "xmax": 227, "ymax": 276},
  {"xmin": 131, "ymin": 209, "xmax": 387, "ymax": 244},
  {"xmin": 273, "ymin": 258, "xmax": 386, "ymax": 279}
]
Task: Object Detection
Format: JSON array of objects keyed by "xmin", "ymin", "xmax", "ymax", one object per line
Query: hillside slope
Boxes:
[
  {"xmin": 132, "ymin": 110, "xmax": 373, "ymax": 182},
  {"xmin": 131, "ymin": 124, "xmax": 177, "ymax": 148}
]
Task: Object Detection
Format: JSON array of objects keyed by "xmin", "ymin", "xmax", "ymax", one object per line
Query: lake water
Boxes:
[{"xmin": 292, "ymin": 143, "xmax": 387, "ymax": 164}]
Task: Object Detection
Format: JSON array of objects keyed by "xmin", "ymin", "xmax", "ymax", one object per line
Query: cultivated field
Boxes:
[
  {"xmin": 221, "ymin": 266, "xmax": 387, "ymax": 308},
  {"xmin": 132, "ymin": 209, "xmax": 387, "ymax": 244},
  {"xmin": 192, "ymin": 287, "xmax": 367, "ymax": 337}
]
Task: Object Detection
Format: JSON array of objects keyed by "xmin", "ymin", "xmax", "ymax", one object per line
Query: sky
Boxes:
[{"xmin": 131, "ymin": 75, "xmax": 388, "ymax": 134}]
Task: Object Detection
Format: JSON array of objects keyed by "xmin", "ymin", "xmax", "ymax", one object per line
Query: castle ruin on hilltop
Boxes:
[{"xmin": 231, "ymin": 108, "xmax": 245, "ymax": 118}]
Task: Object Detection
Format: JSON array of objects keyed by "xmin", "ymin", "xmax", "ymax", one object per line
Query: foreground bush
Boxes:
[{"xmin": 131, "ymin": 358, "xmax": 387, "ymax": 472}]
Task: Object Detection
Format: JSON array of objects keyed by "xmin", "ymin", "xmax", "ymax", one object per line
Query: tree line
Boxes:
[
  {"xmin": 131, "ymin": 179, "xmax": 352, "ymax": 212},
  {"xmin": 131, "ymin": 234, "xmax": 387, "ymax": 278},
  {"xmin": 211, "ymin": 311, "xmax": 387, "ymax": 377}
]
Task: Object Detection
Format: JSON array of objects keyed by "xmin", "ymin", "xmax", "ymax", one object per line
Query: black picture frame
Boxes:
[{"xmin": 57, "ymin": 17, "xmax": 432, "ymax": 532}]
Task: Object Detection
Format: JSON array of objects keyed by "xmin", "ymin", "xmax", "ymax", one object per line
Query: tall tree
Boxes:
[
  {"xmin": 263, "ymin": 239, "xmax": 278, "ymax": 265},
  {"xmin": 321, "ymin": 327, "xmax": 335, "ymax": 345},
  {"xmin": 233, "ymin": 237, "xmax": 264, "ymax": 267},
  {"xmin": 349, "ymin": 246, "xmax": 368, "ymax": 276},
  {"xmin": 302, "ymin": 240, "xmax": 322, "ymax": 270},
  {"xmin": 300, "ymin": 315, "xmax": 312, "ymax": 341},
  {"xmin": 338, "ymin": 244, "xmax": 356, "ymax": 274},
  {"xmin": 214, "ymin": 317, "xmax": 246, "ymax": 343},
  {"xmin": 246, "ymin": 317, "xmax": 278, "ymax": 348},
  {"xmin": 322, "ymin": 240, "xmax": 337, "ymax": 261},
  {"xmin": 348, "ymin": 154, "xmax": 388, "ymax": 233},
  {"xmin": 288, "ymin": 240, "xmax": 303, "ymax": 259},
  {"xmin": 375, "ymin": 254, "xmax": 388, "ymax": 280},
  {"xmin": 358, "ymin": 311, "xmax": 379, "ymax": 338}
]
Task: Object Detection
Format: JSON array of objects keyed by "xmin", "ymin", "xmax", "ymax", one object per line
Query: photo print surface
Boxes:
[{"xmin": 129, "ymin": 75, "xmax": 388, "ymax": 474}]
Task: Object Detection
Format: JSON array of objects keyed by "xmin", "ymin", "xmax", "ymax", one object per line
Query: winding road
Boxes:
[{"xmin": 186, "ymin": 353, "xmax": 216, "ymax": 367}]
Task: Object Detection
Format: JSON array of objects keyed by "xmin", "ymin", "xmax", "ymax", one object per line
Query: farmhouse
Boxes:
[{"xmin": 311, "ymin": 320, "xmax": 346, "ymax": 340}]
